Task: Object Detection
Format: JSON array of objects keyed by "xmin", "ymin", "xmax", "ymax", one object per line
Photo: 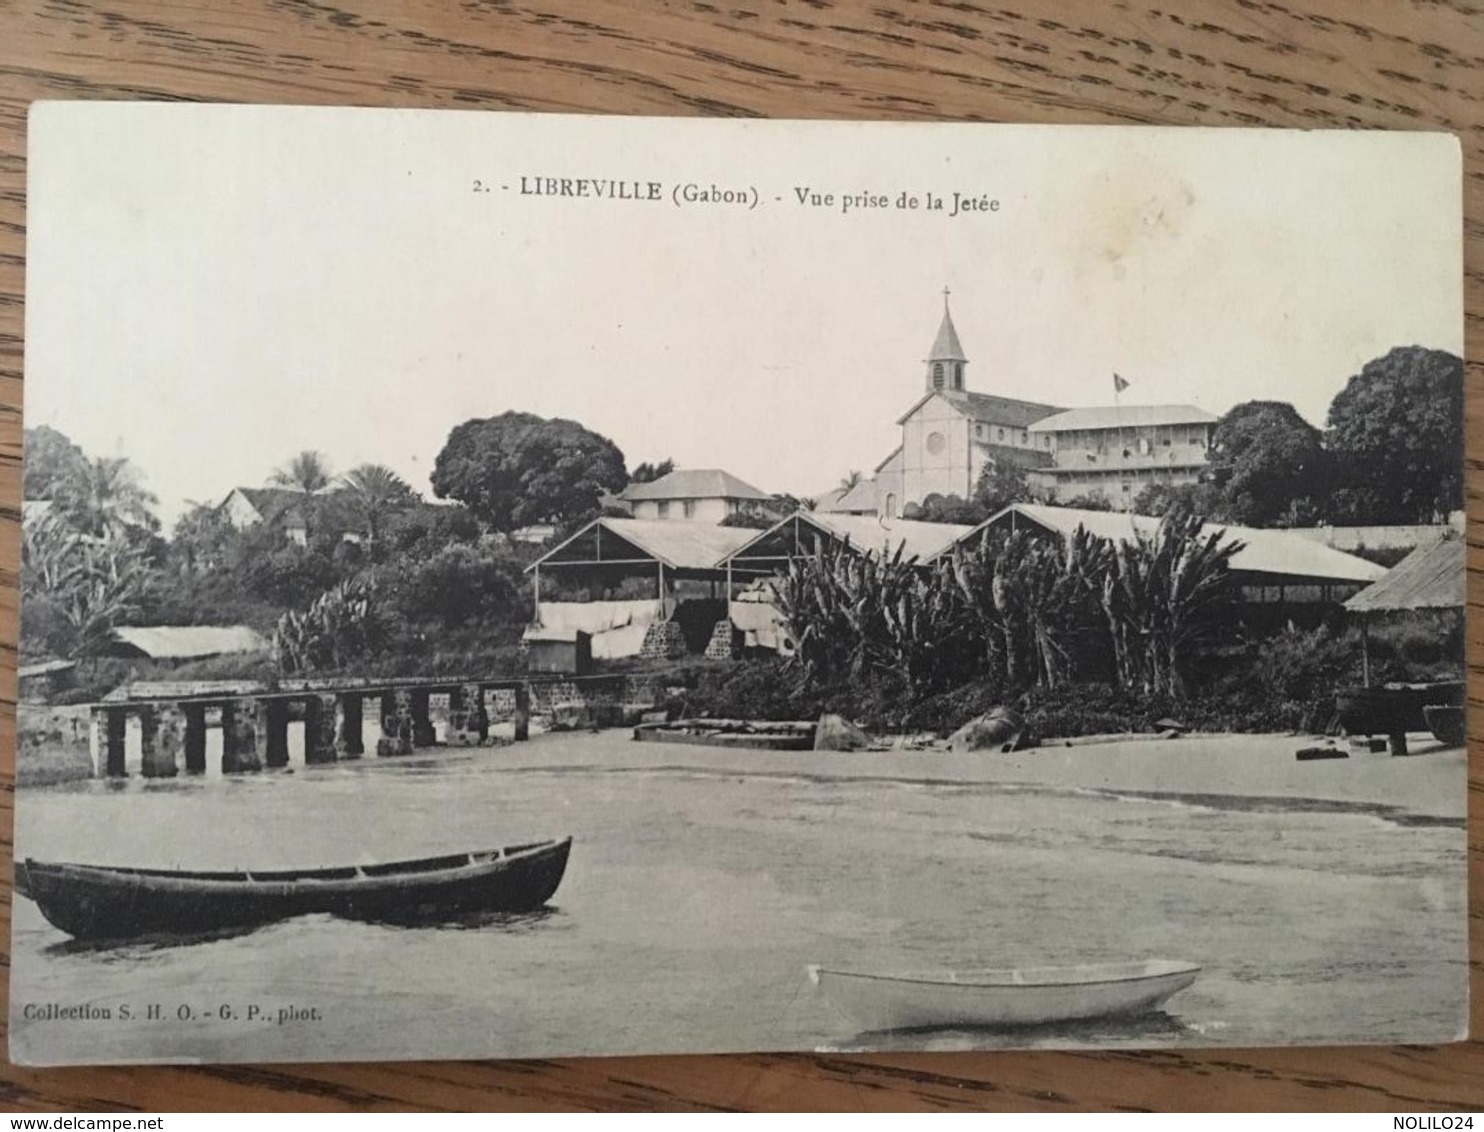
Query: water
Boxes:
[{"xmin": 9, "ymin": 733, "xmax": 1467, "ymax": 1064}]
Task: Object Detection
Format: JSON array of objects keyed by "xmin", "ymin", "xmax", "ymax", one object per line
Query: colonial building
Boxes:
[
  {"xmin": 622, "ymin": 468, "xmax": 774, "ymax": 523},
  {"xmin": 1026, "ymin": 404, "xmax": 1217, "ymax": 504},
  {"xmin": 860, "ymin": 299, "xmax": 1217, "ymax": 514}
]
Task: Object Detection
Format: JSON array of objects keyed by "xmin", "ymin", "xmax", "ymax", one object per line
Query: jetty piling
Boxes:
[
  {"xmin": 78, "ymin": 673, "xmax": 609, "ymax": 779},
  {"xmin": 335, "ymin": 693, "xmax": 364, "ymax": 758}
]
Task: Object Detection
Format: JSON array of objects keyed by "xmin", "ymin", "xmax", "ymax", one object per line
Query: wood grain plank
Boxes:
[{"xmin": 0, "ymin": 0, "xmax": 1482, "ymax": 1112}]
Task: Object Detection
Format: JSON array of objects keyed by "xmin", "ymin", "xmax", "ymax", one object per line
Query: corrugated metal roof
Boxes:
[
  {"xmin": 895, "ymin": 390, "xmax": 1061, "ymax": 428},
  {"xmin": 815, "ymin": 480, "xmax": 878, "ymax": 514},
  {"xmin": 1344, "ymin": 534, "xmax": 1464, "ymax": 614},
  {"xmin": 953, "ymin": 391, "xmax": 1063, "ymax": 428},
  {"xmin": 728, "ymin": 512, "xmax": 972, "ymax": 564},
  {"xmin": 107, "ymin": 625, "xmax": 271, "ymax": 660},
  {"xmin": 974, "ymin": 442, "xmax": 1055, "ymax": 470},
  {"xmin": 968, "ymin": 504, "xmax": 1387, "ymax": 584},
  {"xmin": 1028, "ymin": 405, "xmax": 1218, "ymax": 432},
  {"xmin": 529, "ymin": 517, "xmax": 757, "ymax": 572},
  {"xmin": 623, "ymin": 468, "xmax": 772, "ymax": 502}
]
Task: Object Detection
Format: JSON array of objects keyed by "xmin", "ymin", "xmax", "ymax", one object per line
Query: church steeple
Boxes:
[{"xmin": 926, "ymin": 287, "xmax": 967, "ymax": 393}]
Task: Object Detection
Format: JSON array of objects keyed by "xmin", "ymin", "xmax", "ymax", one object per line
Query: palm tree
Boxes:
[
  {"xmin": 57, "ymin": 456, "xmax": 158, "ymax": 540},
  {"xmin": 338, "ymin": 464, "xmax": 417, "ymax": 547},
  {"xmin": 838, "ymin": 470, "xmax": 864, "ymax": 493},
  {"xmin": 270, "ymin": 450, "xmax": 334, "ymax": 493}
]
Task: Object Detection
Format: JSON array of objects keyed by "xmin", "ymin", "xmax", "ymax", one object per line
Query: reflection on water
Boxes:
[
  {"xmin": 10, "ymin": 732, "xmax": 1469, "ymax": 1064},
  {"xmin": 825, "ymin": 1008, "xmax": 1193, "ymax": 1053}
]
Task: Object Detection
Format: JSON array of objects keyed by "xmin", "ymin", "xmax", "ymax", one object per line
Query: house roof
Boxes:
[
  {"xmin": 896, "ymin": 390, "xmax": 1062, "ymax": 428},
  {"xmin": 527, "ymin": 517, "xmax": 757, "ymax": 573},
  {"xmin": 726, "ymin": 512, "xmax": 973, "ymax": 567},
  {"xmin": 622, "ymin": 468, "xmax": 772, "ymax": 502},
  {"xmin": 975, "ymin": 442, "xmax": 1055, "ymax": 470},
  {"xmin": 815, "ymin": 480, "xmax": 878, "ymax": 514},
  {"xmin": 928, "ymin": 307, "xmax": 967, "ymax": 362},
  {"xmin": 1028, "ymin": 405, "xmax": 1218, "ymax": 432},
  {"xmin": 106, "ymin": 625, "xmax": 271, "ymax": 660},
  {"xmin": 231, "ymin": 486, "xmax": 318, "ymax": 518},
  {"xmin": 1344, "ymin": 534, "xmax": 1465, "ymax": 614},
  {"xmin": 965, "ymin": 504, "xmax": 1388, "ymax": 585}
]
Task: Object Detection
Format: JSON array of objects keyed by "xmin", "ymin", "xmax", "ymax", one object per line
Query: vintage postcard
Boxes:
[{"xmin": 12, "ymin": 104, "xmax": 1465, "ymax": 1065}]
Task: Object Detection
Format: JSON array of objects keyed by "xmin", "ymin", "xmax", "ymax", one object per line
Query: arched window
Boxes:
[
  {"xmin": 932, "ymin": 362, "xmax": 944, "ymax": 389},
  {"xmin": 953, "ymin": 363, "xmax": 963, "ymax": 389},
  {"xmin": 885, "ymin": 493, "xmax": 898, "ymax": 519}
]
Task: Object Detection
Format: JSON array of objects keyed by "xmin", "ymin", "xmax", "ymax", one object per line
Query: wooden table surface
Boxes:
[{"xmin": 1, "ymin": 0, "xmax": 1482, "ymax": 1112}]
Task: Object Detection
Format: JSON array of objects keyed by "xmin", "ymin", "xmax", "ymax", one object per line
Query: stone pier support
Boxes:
[
  {"xmin": 378, "ymin": 689, "xmax": 413, "ymax": 757},
  {"xmin": 447, "ymin": 683, "xmax": 489, "ymax": 746},
  {"xmin": 305, "ymin": 694, "xmax": 339, "ymax": 764},
  {"xmin": 514, "ymin": 683, "xmax": 531, "ymax": 742},
  {"xmin": 221, "ymin": 697, "xmax": 265, "ymax": 773},
  {"xmin": 260, "ymin": 700, "xmax": 290, "ymax": 769},
  {"xmin": 94, "ymin": 706, "xmax": 127, "ymax": 778},
  {"xmin": 139, "ymin": 703, "xmax": 183, "ymax": 778},
  {"xmin": 335, "ymin": 693, "xmax": 364, "ymax": 759},
  {"xmin": 411, "ymin": 689, "xmax": 437, "ymax": 748},
  {"xmin": 183, "ymin": 704, "xmax": 207, "ymax": 774}
]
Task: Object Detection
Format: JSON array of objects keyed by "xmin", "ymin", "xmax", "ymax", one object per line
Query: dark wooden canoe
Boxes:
[
  {"xmin": 1423, "ymin": 704, "xmax": 1466, "ymax": 747},
  {"xmin": 15, "ymin": 837, "xmax": 571, "ymax": 941}
]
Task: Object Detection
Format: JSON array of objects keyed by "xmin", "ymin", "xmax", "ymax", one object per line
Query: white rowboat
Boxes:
[{"xmin": 809, "ymin": 959, "xmax": 1201, "ymax": 1033}]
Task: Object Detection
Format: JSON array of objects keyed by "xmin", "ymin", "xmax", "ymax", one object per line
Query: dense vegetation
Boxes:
[{"xmin": 20, "ymin": 344, "xmax": 1463, "ymax": 737}]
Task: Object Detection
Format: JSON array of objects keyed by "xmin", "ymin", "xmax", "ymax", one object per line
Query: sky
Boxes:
[{"xmin": 25, "ymin": 105, "xmax": 1463, "ymax": 526}]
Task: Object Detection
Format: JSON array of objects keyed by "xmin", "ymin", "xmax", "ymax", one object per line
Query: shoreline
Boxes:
[{"xmin": 20, "ymin": 720, "xmax": 1463, "ymax": 824}]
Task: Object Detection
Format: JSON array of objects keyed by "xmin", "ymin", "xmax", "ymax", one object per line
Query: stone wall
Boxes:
[{"xmin": 639, "ymin": 621, "xmax": 688, "ymax": 660}]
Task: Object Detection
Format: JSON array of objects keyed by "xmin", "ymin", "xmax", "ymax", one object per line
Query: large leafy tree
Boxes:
[
  {"xmin": 431, "ymin": 411, "xmax": 628, "ymax": 531},
  {"xmin": 23, "ymin": 425, "xmax": 90, "ymax": 501},
  {"xmin": 630, "ymin": 458, "xmax": 675, "ymax": 485},
  {"xmin": 973, "ymin": 459, "xmax": 1033, "ymax": 516},
  {"xmin": 1207, "ymin": 400, "xmax": 1327, "ymax": 526},
  {"xmin": 1326, "ymin": 346, "xmax": 1464, "ymax": 524}
]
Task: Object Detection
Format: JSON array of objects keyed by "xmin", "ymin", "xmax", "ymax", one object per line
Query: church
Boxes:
[{"xmin": 822, "ymin": 297, "xmax": 1215, "ymax": 517}]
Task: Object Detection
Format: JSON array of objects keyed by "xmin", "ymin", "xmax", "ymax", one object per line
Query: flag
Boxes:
[{"xmin": 1113, "ymin": 373, "xmax": 1130, "ymax": 393}]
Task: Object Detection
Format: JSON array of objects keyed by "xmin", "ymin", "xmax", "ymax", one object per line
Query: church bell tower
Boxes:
[{"xmin": 926, "ymin": 288, "xmax": 967, "ymax": 393}]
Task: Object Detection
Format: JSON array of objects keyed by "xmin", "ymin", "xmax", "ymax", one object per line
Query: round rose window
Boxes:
[{"xmin": 926, "ymin": 431, "xmax": 946, "ymax": 455}]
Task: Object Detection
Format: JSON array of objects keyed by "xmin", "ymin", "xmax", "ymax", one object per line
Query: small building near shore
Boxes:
[
  {"xmin": 18, "ymin": 659, "xmax": 78, "ymax": 703},
  {"xmin": 724, "ymin": 511, "xmax": 975, "ymax": 578},
  {"xmin": 524, "ymin": 518, "xmax": 758, "ymax": 660}
]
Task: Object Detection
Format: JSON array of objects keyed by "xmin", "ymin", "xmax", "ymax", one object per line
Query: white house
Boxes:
[{"xmin": 622, "ymin": 468, "xmax": 773, "ymax": 523}]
